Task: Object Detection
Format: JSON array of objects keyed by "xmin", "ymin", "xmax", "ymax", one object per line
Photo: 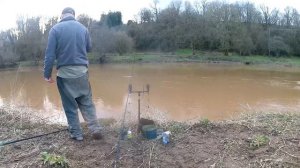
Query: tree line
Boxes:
[{"xmin": 1, "ymin": 0, "xmax": 300, "ymax": 67}]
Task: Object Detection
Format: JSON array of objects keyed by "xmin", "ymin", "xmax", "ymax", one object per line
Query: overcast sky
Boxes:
[{"xmin": 0, "ymin": 0, "xmax": 299, "ymax": 31}]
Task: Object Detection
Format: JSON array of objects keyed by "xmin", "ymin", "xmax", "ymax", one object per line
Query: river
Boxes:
[{"xmin": 1, "ymin": 63, "xmax": 300, "ymax": 122}]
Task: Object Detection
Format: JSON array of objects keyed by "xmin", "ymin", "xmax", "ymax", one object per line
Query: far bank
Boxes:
[
  {"xmin": 2, "ymin": 51, "xmax": 300, "ymax": 69},
  {"xmin": 88, "ymin": 51, "xmax": 300, "ymax": 68}
]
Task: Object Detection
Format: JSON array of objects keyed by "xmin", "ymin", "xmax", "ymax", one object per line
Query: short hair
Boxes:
[{"xmin": 62, "ymin": 7, "xmax": 75, "ymax": 15}]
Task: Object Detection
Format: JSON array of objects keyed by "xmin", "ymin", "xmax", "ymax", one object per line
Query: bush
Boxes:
[{"xmin": 114, "ymin": 32, "xmax": 134, "ymax": 55}]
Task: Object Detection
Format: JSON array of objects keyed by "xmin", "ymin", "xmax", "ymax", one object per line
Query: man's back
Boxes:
[
  {"xmin": 51, "ymin": 17, "xmax": 91, "ymax": 68},
  {"xmin": 44, "ymin": 15, "xmax": 92, "ymax": 79}
]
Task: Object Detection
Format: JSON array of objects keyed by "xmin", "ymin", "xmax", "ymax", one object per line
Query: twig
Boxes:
[
  {"xmin": 137, "ymin": 144, "xmax": 147, "ymax": 168},
  {"xmin": 239, "ymin": 123, "xmax": 253, "ymax": 131},
  {"xmin": 283, "ymin": 161, "xmax": 300, "ymax": 167},
  {"xmin": 148, "ymin": 143, "xmax": 155, "ymax": 168},
  {"xmin": 184, "ymin": 125, "xmax": 193, "ymax": 133},
  {"xmin": 13, "ymin": 162, "xmax": 19, "ymax": 168},
  {"xmin": 119, "ymin": 154, "xmax": 134, "ymax": 160},
  {"xmin": 101, "ymin": 148, "xmax": 116, "ymax": 159},
  {"xmin": 279, "ymin": 149, "xmax": 300, "ymax": 159},
  {"xmin": 138, "ymin": 158, "xmax": 145, "ymax": 168},
  {"xmin": 273, "ymin": 145, "xmax": 285, "ymax": 156},
  {"xmin": 13, "ymin": 148, "xmax": 40, "ymax": 162}
]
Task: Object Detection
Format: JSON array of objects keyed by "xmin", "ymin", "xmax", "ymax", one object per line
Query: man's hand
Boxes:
[{"xmin": 44, "ymin": 77, "xmax": 55, "ymax": 83}]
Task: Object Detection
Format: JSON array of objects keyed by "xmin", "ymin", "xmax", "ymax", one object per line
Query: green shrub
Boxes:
[
  {"xmin": 250, "ymin": 135, "xmax": 269, "ymax": 149},
  {"xmin": 41, "ymin": 152, "xmax": 69, "ymax": 168}
]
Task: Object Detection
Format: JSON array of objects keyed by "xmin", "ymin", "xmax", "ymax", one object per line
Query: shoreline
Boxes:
[
  {"xmin": 1, "ymin": 105, "xmax": 300, "ymax": 167},
  {"xmin": 2, "ymin": 52, "xmax": 300, "ymax": 70}
]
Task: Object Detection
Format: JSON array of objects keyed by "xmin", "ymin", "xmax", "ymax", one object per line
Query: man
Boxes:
[{"xmin": 44, "ymin": 7, "xmax": 102, "ymax": 141}]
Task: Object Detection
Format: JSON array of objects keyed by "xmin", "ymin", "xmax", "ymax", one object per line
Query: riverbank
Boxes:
[
  {"xmin": 1, "ymin": 106, "xmax": 300, "ymax": 167},
  {"xmin": 4, "ymin": 51, "xmax": 300, "ymax": 69},
  {"xmin": 89, "ymin": 51, "xmax": 300, "ymax": 68}
]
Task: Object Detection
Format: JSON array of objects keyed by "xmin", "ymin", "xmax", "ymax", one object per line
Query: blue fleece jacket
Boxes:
[{"xmin": 44, "ymin": 16, "xmax": 92, "ymax": 79}]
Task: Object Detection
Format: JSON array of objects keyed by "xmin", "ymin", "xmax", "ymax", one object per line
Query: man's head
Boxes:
[
  {"xmin": 62, "ymin": 7, "xmax": 75, "ymax": 16},
  {"xmin": 61, "ymin": 7, "xmax": 75, "ymax": 20}
]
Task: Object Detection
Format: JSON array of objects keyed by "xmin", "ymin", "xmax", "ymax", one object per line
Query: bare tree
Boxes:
[
  {"xmin": 0, "ymin": 30, "xmax": 18, "ymax": 67},
  {"xmin": 139, "ymin": 8, "xmax": 154, "ymax": 23},
  {"xmin": 282, "ymin": 7, "xmax": 293, "ymax": 27},
  {"xmin": 150, "ymin": 0, "xmax": 160, "ymax": 21},
  {"xmin": 291, "ymin": 8, "xmax": 300, "ymax": 27},
  {"xmin": 260, "ymin": 5, "xmax": 271, "ymax": 26},
  {"xmin": 15, "ymin": 16, "xmax": 44, "ymax": 64},
  {"xmin": 77, "ymin": 14, "xmax": 94, "ymax": 30}
]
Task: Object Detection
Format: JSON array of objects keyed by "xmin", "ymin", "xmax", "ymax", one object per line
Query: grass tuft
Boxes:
[
  {"xmin": 198, "ymin": 118, "xmax": 212, "ymax": 128},
  {"xmin": 250, "ymin": 135, "xmax": 270, "ymax": 149},
  {"xmin": 41, "ymin": 152, "xmax": 69, "ymax": 168}
]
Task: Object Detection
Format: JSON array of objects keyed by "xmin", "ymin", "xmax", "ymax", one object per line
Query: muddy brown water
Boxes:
[{"xmin": 1, "ymin": 63, "xmax": 300, "ymax": 122}]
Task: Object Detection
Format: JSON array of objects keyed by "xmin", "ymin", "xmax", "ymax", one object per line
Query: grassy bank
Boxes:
[
  {"xmin": 5, "ymin": 50, "xmax": 300, "ymax": 69},
  {"xmin": 1, "ymin": 106, "xmax": 300, "ymax": 167},
  {"xmin": 87, "ymin": 50, "xmax": 300, "ymax": 68}
]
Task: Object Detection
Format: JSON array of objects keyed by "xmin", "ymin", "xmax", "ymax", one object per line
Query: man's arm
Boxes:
[{"xmin": 44, "ymin": 29, "xmax": 57, "ymax": 83}]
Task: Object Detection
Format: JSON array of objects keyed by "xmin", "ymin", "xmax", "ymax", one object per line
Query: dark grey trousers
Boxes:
[{"xmin": 57, "ymin": 73, "xmax": 101, "ymax": 138}]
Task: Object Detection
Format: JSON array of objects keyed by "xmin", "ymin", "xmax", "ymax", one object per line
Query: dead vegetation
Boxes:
[{"xmin": 1, "ymin": 105, "xmax": 300, "ymax": 168}]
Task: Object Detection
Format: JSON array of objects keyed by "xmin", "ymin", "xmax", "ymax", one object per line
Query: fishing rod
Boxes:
[{"xmin": 0, "ymin": 128, "xmax": 68, "ymax": 147}]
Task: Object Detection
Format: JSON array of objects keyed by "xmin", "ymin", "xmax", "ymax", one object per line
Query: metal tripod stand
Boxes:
[{"xmin": 128, "ymin": 84, "xmax": 150, "ymax": 132}]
